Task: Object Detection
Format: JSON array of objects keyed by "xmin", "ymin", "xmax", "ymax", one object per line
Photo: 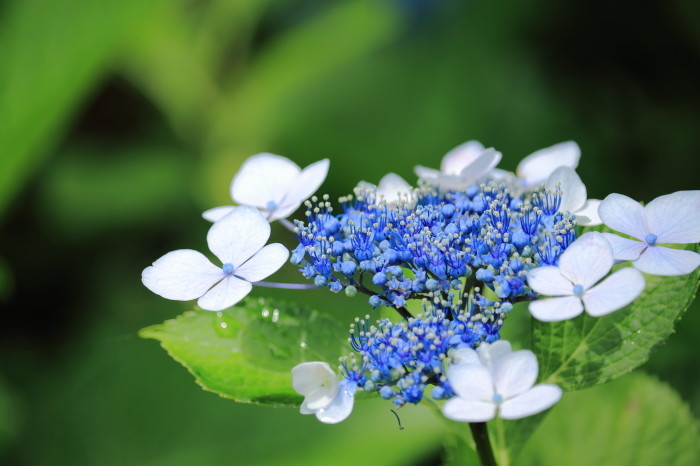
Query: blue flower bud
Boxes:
[
  {"xmin": 373, "ymin": 272, "xmax": 388, "ymax": 286},
  {"xmin": 475, "ymin": 268, "xmax": 494, "ymax": 283},
  {"xmin": 314, "ymin": 275, "xmax": 328, "ymax": 287},
  {"xmin": 380, "ymin": 385, "xmax": 394, "ymax": 399}
]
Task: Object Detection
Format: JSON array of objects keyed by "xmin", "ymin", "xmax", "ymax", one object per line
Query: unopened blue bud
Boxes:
[
  {"xmin": 373, "ymin": 272, "xmax": 388, "ymax": 286},
  {"xmin": 369, "ymin": 295, "xmax": 383, "ymax": 307},
  {"xmin": 341, "ymin": 260, "xmax": 357, "ymax": 276},
  {"xmin": 476, "ymin": 268, "xmax": 494, "ymax": 283},
  {"xmin": 314, "ymin": 275, "xmax": 328, "ymax": 287},
  {"xmin": 431, "ymin": 386, "xmax": 445, "ymax": 400},
  {"xmin": 426, "ymin": 279, "xmax": 439, "ymax": 291},
  {"xmin": 380, "ymin": 386, "xmax": 394, "ymax": 399}
]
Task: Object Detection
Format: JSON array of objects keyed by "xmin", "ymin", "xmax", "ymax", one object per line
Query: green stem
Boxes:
[{"xmin": 470, "ymin": 422, "xmax": 497, "ymax": 466}]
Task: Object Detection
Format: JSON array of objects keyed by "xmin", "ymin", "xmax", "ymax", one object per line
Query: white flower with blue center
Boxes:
[
  {"xmin": 292, "ymin": 361, "xmax": 355, "ymax": 424},
  {"xmin": 203, "ymin": 153, "xmax": 330, "ymax": 223},
  {"xmin": 598, "ymin": 191, "xmax": 700, "ymax": 276},
  {"xmin": 414, "ymin": 140, "xmax": 502, "ymax": 190},
  {"xmin": 357, "ymin": 173, "xmax": 414, "ymax": 206},
  {"xmin": 443, "ymin": 340, "xmax": 562, "ymax": 422},
  {"xmin": 527, "ymin": 232, "xmax": 646, "ymax": 322},
  {"xmin": 142, "ymin": 206, "xmax": 289, "ymax": 311},
  {"xmin": 516, "ymin": 141, "xmax": 581, "ymax": 188},
  {"xmin": 545, "ymin": 166, "xmax": 602, "ymax": 226}
]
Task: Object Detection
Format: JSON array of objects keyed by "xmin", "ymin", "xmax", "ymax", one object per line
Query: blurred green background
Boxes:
[{"xmin": 1, "ymin": 0, "xmax": 699, "ymax": 464}]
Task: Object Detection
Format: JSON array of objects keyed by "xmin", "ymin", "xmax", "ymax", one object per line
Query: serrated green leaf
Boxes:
[
  {"xmin": 533, "ymin": 243, "xmax": 700, "ymax": 391},
  {"xmin": 139, "ymin": 298, "xmax": 349, "ymax": 407},
  {"xmin": 519, "ymin": 372, "xmax": 700, "ymax": 465}
]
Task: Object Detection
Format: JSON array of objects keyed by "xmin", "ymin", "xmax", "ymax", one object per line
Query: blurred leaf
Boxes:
[
  {"xmin": 140, "ymin": 297, "xmax": 349, "ymax": 406},
  {"xmin": 38, "ymin": 143, "xmax": 191, "ymax": 237},
  {"xmin": 0, "ymin": 257, "xmax": 13, "ymax": 302},
  {"xmin": 0, "ymin": 376, "xmax": 20, "ymax": 453},
  {"xmin": 209, "ymin": 0, "xmax": 401, "ymax": 148},
  {"xmin": 519, "ymin": 372, "xmax": 700, "ymax": 465},
  {"xmin": 0, "ymin": 0, "xmax": 169, "ymax": 218},
  {"xmin": 533, "ymin": 243, "xmax": 700, "ymax": 391}
]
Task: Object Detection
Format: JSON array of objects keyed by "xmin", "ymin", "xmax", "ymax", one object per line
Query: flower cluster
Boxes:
[
  {"xmin": 138, "ymin": 142, "xmax": 699, "ymax": 428},
  {"xmin": 291, "ymin": 180, "xmax": 578, "ymax": 314}
]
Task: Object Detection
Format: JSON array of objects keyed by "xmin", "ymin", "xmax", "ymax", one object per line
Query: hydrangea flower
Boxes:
[
  {"xmin": 291, "ymin": 361, "xmax": 355, "ymax": 424},
  {"xmin": 142, "ymin": 206, "xmax": 289, "ymax": 311},
  {"xmin": 527, "ymin": 232, "xmax": 645, "ymax": 322},
  {"xmin": 598, "ymin": 191, "xmax": 700, "ymax": 276},
  {"xmin": 516, "ymin": 141, "xmax": 580, "ymax": 188},
  {"xmin": 203, "ymin": 153, "xmax": 330, "ymax": 222},
  {"xmin": 545, "ymin": 166, "xmax": 602, "ymax": 226},
  {"xmin": 414, "ymin": 140, "xmax": 502, "ymax": 190},
  {"xmin": 443, "ymin": 340, "xmax": 562, "ymax": 422}
]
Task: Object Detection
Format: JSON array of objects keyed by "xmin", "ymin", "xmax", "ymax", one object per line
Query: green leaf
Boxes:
[
  {"xmin": 0, "ymin": 0, "xmax": 169, "ymax": 217},
  {"xmin": 533, "ymin": 243, "xmax": 700, "ymax": 391},
  {"xmin": 519, "ymin": 372, "xmax": 700, "ymax": 465},
  {"xmin": 139, "ymin": 298, "xmax": 350, "ymax": 407}
]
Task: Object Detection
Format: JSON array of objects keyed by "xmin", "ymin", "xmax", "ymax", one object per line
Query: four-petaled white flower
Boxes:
[
  {"xmin": 357, "ymin": 173, "xmax": 414, "ymax": 206},
  {"xmin": 598, "ymin": 191, "xmax": 700, "ymax": 276},
  {"xmin": 527, "ymin": 232, "xmax": 645, "ymax": 322},
  {"xmin": 516, "ymin": 141, "xmax": 580, "ymax": 188},
  {"xmin": 414, "ymin": 140, "xmax": 502, "ymax": 190},
  {"xmin": 203, "ymin": 153, "xmax": 330, "ymax": 223},
  {"xmin": 142, "ymin": 206, "xmax": 289, "ymax": 311},
  {"xmin": 545, "ymin": 166, "xmax": 602, "ymax": 226},
  {"xmin": 443, "ymin": 340, "xmax": 562, "ymax": 422},
  {"xmin": 292, "ymin": 361, "xmax": 355, "ymax": 424}
]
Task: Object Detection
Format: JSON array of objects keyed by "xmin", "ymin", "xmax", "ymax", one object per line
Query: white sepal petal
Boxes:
[
  {"xmin": 527, "ymin": 266, "xmax": 573, "ymax": 296},
  {"xmin": 529, "ymin": 296, "xmax": 584, "ymax": 322},
  {"xmin": 197, "ymin": 276, "xmax": 252, "ymax": 311},
  {"xmin": 601, "ymin": 233, "xmax": 647, "ymax": 261},
  {"xmin": 235, "ymin": 243, "xmax": 289, "ymax": 282},
  {"xmin": 493, "ymin": 351, "xmax": 538, "ymax": 399},
  {"xmin": 291, "ymin": 362, "xmax": 338, "ymax": 396},
  {"xmin": 576, "ymin": 199, "xmax": 602, "ymax": 226},
  {"xmin": 558, "ymin": 232, "xmax": 614, "ymax": 290},
  {"xmin": 499, "ymin": 384, "xmax": 562, "ymax": 420},
  {"xmin": 459, "ymin": 148, "xmax": 502, "ymax": 182},
  {"xmin": 598, "ymin": 193, "xmax": 648, "ymax": 240},
  {"xmin": 477, "ymin": 340, "xmax": 513, "ymax": 369},
  {"xmin": 230, "ymin": 153, "xmax": 300, "ymax": 209},
  {"xmin": 202, "ymin": 206, "xmax": 236, "ymax": 223},
  {"xmin": 207, "ymin": 206, "xmax": 270, "ymax": 267},
  {"xmin": 291, "ymin": 362, "xmax": 340, "ymax": 411},
  {"xmin": 376, "ymin": 173, "xmax": 413, "ymax": 205},
  {"xmin": 272, "ymin": 158, "xmax": 330, "ymax": 221},
  {"xmin": 451, "ymin": 347, "xmax": 480, "ymax": 366},
  {"xmin": 315, "ymin": 382, "xmax": 355, "ymax": 424},
  {"xmin": 645, "ymin": 190, "xmax": 700, "ymax": 244},
  {"xmin": 141, "ymin": 249, "xmax": 223, "ymax": 301},
  {"xmin": 414, "ymin": 165, "xmax": 441, "ymax": 182},
  {"xmin": 517, "ymin": 141, "xmax": 580, "ymax": 187},
  {"xmin": 633, "ymin": 246, "xmax": 700, "ymax": 276},
  {"xmin": 582, "ymin": 267, "xmax": 646, "ymax": 317},
  {"xmin": 442, "ymin": 398, "xmax": 496, "ymax": 423},
  {"xmin": 440, "ymin": 140, "xmax": 486, "ymax": 175},
  {"xmin": 546, "ymin": 166, "xmax": 587, "ymax": 214},
  {"xmin": 447, "ymin": 364, "xmax": 494, "ymax": 402}
]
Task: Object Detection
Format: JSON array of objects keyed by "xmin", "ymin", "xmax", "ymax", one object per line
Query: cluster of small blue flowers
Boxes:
[{"xmin": 291, "ymin": 180, "xmax": 577, "ymax": 405}]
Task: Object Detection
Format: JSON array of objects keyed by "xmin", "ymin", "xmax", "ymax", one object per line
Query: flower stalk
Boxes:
[{"xmin": 470, "ymin": 422, "xmax": 497, "ymax": 466}]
